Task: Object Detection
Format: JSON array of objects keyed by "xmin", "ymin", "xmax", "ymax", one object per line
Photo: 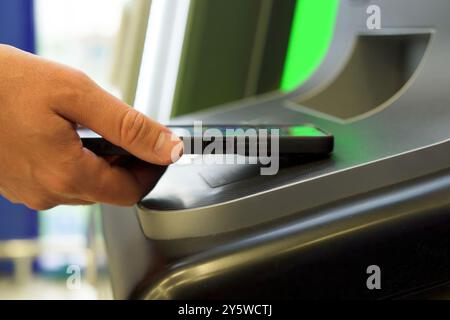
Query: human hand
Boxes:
[{"xmin": 0, "ymin": 45, "xmax": 183, "ymax": 210}]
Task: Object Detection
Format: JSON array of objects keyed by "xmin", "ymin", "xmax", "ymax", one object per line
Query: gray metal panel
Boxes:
[
  {"xmin": 137, "ymin": 170, "xmax": 450, "ymax": 299},
  {"xmin": 101, "ymin": 206, "xmax": 154, "ymax": 300},
  {"xmin": 137, "ymin": 0, "xmax": 450, "ymax": 240}
]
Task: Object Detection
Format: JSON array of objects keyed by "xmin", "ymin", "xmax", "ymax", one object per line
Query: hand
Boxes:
[{"xmin": 0, "ymin": 45, "xmax": 183, "ymax": 210}]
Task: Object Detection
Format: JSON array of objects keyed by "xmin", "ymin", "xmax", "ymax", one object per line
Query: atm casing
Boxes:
[{"xmin": 103, "ymin": 0, "xmax": 450, "ymax": 299}]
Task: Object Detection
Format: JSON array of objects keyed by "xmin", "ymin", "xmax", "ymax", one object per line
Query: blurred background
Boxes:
[
  {"xmin": 0, "ymin": 0, "xmax": 134, "ymax": 300},
  {"xmin": 0, "ymin": 0, "xmax": 339, "ymax": 299}
]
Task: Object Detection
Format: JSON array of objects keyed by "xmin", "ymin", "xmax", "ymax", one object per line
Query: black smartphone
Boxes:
[{"xmin": 78, "ymin": 124, "xmax": 334, "ymax": 157}]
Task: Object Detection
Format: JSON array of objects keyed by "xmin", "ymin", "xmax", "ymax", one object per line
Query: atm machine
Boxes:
[{"xmin": 103, "ymin": 0, "xmax": 450, "ymax": 299}]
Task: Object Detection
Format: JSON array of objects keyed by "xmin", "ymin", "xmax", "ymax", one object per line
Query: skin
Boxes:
[{"xmin": 0, "ymin": 45, "xmax": 184, "ymax": 210}]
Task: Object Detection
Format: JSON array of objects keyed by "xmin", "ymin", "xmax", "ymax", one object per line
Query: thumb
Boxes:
[{"xmin": 54, "ymin": 73, "xmax": 183, "ymax": 165}]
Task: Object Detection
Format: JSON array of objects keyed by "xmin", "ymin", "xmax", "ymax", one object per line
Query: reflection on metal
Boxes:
[
  {"xmin": 110, "ymin": 0, "xmax": 152, "ymax": 105},
  {"xmin": 134, "ymin": 0, "xmax": 192, "ymax": 122}
]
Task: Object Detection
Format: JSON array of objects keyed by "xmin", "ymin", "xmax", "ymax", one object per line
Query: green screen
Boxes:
[
  {"xmin": 281, "ymin": 0, "xmax": 339, "ymax": 92},
  {"xmin": 288, "ymin": 125, "xmax": 326, "ymax": 137}
]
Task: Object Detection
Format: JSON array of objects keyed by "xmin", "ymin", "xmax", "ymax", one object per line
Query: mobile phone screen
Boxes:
[{"xmin": 168, "ymin": 125, "xmax": 329, "ymax": 138}]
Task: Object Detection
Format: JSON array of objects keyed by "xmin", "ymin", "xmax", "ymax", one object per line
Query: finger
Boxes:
[
  {"xmin": 41, "ymin": 191, "xmax": 95, "ymax": 207},
  {"xmin": 53, "ymin": 75, "xmax": 183, "ymax": 165},
  {"xmin": 72, "ymin": 148, "xmax": 152, "ymax": 206}
]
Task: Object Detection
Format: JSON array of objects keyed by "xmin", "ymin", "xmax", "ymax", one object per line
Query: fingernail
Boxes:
[{"xmin": 154, "ymin": 131, "xmax": 183, "ymax": 162}]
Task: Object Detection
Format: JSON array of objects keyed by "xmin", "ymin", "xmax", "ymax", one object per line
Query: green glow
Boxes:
[
  {"xmin": 288, "ymin": 125, "xmax": 325, "ymax": 137},
  {"xmin": 281, "ymin": 0, "xmax": 339, "ymax": 92}
]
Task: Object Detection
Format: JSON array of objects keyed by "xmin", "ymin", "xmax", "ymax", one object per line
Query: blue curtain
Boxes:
[
  {"xmin": 0, "ymin": 0, "xmax": 38, "ymax": 245},
  {"xmin": 0, "ymin": 0, "xmax": 36, "ymax": 52}
]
